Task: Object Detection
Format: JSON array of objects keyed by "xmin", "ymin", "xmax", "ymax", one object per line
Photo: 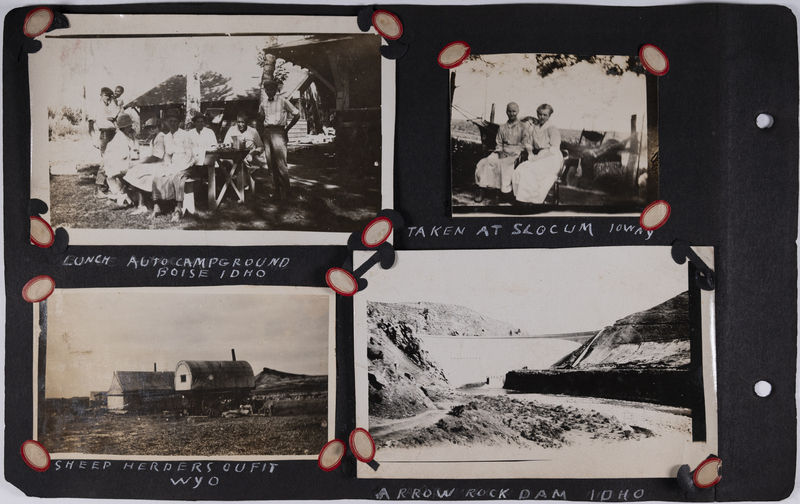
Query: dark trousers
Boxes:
[{"xmin": 262, "ymin": 126, "xmax": 290, "ymax": 198}]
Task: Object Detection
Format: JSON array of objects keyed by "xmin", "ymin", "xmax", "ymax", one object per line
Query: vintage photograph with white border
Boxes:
[
  {"xmin": 451, "ymin": 53, "xmax": 657, "ymax": 216},
  {"xmin": 354, "ymin": 247, "xmax": 716, "ymax": 479},
  {"xmin": 30, "ymin": 14, "xmax": 395, "ymax": 245},
  {"xmin": 34, "ymin": 285, "xmax": 336, "ymax": 460}
]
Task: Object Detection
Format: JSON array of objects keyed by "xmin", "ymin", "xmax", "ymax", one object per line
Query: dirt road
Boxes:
[{"xmin": 369, "ymin": 409, "xmax": 449, "ymax": 440}]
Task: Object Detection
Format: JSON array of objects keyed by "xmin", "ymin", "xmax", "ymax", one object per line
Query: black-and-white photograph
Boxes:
[
  {"xmin": 36, "ymin": 286, "xmax": 334, "ymax": 458},
  {"xmin": 450, "ymin": 53, "xmax": 657, "ymax": 216},
  {"xmin": 30, "ymin": 14, "xmax": 393, "ymax": 244},
  {"xmin": 354, "ymin": 248, "xmax": 716, "ymax": 479}
]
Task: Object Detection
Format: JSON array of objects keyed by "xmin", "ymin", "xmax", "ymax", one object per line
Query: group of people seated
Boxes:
[
  {"xmin": 91, "ymin": 80, "xmax": 301, "ymax": 221},
  {"xmin": 474, "ymin": 102, "xmax": 564, "ymax": 205}
]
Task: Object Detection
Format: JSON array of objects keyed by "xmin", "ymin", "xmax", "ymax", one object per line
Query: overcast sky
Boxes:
[
  {"xmin": 359, "ymin": 247, "xmax": 691, "ymax": 336},
  {"xmin": 451, "ymin": 53, "xmax": 649, "ymax": 135},
  {"xmin": 43, "ymin": 286, "xmax": 332, "ymax": 398},
  {"xmin": 36, "ymin": 35, "xmax": 307, "ymax": 111}
]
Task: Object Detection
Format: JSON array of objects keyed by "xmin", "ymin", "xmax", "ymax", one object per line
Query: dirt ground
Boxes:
[
  {"xmin": 370, "ymin": 391, "xmax": 689, "ymax": 451},
  {"xmin": 48, "ymin": 136, "xmax": 381, "ymax": 232},
  {"xmin": 450, "ymin": 136, "xmax": 646, "ymax": 210},
  {"xmin": 40, "ymin": 411, "xmax": 328, "ymax": 456}
]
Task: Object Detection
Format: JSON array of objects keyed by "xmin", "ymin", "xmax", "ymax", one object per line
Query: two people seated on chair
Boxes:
[
  {"xmin": 474, "ymin": 102, "xmax": 526, "ymax": 202},
  {"xmin": 474, "ymin": 102, "xmax": 563, "ymax": 204}
]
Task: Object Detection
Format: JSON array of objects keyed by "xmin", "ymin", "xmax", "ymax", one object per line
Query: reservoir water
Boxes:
[{"xmin": 417, "ymin": 335, "xmax": 582, "ymax": 388}]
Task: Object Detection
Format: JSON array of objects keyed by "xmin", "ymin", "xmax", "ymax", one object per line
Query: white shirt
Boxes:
[
  {"xmin": 188, "ymin": 127, "xmax": 218, "ymax": 165},
  {"xmin": 259, "ymin": 95, "xmax": 299, "ymax": 128}
]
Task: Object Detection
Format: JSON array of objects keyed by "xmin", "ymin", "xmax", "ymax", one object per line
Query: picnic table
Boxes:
[{"xmin": 201, "ymin": 147, "xmax": 254, "ymax": 211}]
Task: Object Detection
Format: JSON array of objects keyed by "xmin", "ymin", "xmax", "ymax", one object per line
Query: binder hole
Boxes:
[
  {"xmin": 756, "ymin": 113, "xmax": 774, "ymax": 129},
  {"xmin": 754, "ymin": 380, "xmax": 772, "ymax": 397}
]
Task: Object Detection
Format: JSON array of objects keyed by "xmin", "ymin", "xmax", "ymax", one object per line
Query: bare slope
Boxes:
[
  {"xmin": 367, "ymin": 301, "xmax": 523, "ymax": 338},
  {"xmin": 552, "ymin": 291, "xmax": 690, "ymax": 370},
  {"xmin": 254, "ymin": 367, "xmax": 326, "ymax": 395},
  {"xmin": 367, "ymin": 302, "xmax": 453, "ymax": 419}
]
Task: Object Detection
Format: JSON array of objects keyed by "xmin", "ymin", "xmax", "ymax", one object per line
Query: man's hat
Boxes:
[
  {"xmin": 262, "ymin": 80, "xmax": 279, "ymax": 90},
  {"xmin": 165, "ymin": 108, "xmax": 181, "ymax": 119},
  {"xmin": 144, "ymin": 118, "xmax": 159, "ymax": 128},
  {"xmin": 116, "ymin": 113, "xmax": 134, "ymax": 129},
  {"xmin": 191, "ymin": 111, "xmax": 206, "ymax": 122},
  {"xmin": 100, "ymin": 87, "xmax": 114, "ymax": 96}
]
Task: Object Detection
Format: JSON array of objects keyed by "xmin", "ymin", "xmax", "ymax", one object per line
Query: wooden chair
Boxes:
[
  {"xmin": 516, "ymin": 149, "xmax": 571, "ymax": 205},
  {"xmin": 549, "ymin": 150, "xmax": 572, "ymax": 204}
]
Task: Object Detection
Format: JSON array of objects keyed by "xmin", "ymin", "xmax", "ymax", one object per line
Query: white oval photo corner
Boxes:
[
  {"xmin": 640, "ymin": 200, "xmax": 670, "ymax": 230},
  {"xmin": 372, "ymin": 11, "xmax": 402, "ymax": 40},
  {"xmin": 693, "ymin": 458, "xmax": 722, "ymax": 488},
  {"xmin": 30, "ymin": 216, "xmax": 54, "ymax": 247},
  {"xmin": 22, "ymin": 276, "xmax": 55, "ymax": 303},
  {"xmin": 349, "ymin": 428, "xmax": 376, "ymax": 462},
  {"xmin": 21, "ymin": 440, "xmax": 50, "ymax": 471},
  {"xmin": 318, "ymin": 439, "xmax": 346, "ymax": 471},
  {"xmin": 438, "ymin": 42, "xmax": 470, "ymax": 69},
  {"xmin": 639, "ymin": 44, "xmax": 669, "ymax": 76},
  {"xmin": 362, "ymin": 217, "xmax": 392, "ymax": 247},
  {"xmin": 326, "ymin": 268, "xmax": 358, "ymax": 296},
  {"xmin": 23, "ymin": 8, "xmax": 54, "ymax": 37}
]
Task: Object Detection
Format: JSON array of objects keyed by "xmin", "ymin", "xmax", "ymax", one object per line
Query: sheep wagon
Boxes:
[{"xmin": 174, "ymin": 360, "xmax": 255, "ymax": 416}]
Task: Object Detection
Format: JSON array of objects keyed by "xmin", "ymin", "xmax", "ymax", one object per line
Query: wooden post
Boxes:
[
  {"xmin": 185, "ymin": 43, "xmax": 202, "ymax": 127},
  {"xmin": 626, "ymin": 114, "xmax": 639, "ymax": 191}
]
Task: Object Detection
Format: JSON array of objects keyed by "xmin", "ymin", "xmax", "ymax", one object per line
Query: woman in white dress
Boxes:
[
  {"xmin": 102, "ymin": 113, "xmax": 139, "ymax": 207},
  {"xmin": 151, "ymin": 110, "xmax": 196, "ymax": 221},
  {"xmin": 512, "ymin": 104, "xmax": 564, "ymax": 204},
  {"xmin": 123, "ymin": 118, "xmax": 166, "ymax": 215}
]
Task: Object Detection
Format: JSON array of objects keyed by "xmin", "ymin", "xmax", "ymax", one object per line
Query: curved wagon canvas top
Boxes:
[{"xmin": 175, "ymin": 360, "xmax": 255, "ymax": 392}]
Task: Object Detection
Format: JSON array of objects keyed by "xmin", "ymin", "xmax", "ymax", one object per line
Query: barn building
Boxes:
[{"xmin": 106, "ymin": 371, "xmax": 176, "ymax": 412}]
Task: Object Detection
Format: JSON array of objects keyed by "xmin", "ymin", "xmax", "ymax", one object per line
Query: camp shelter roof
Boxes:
[
  {"xmin": 107, "ymin": 371, "xmax": 175, "ymax": 395},
  {"xmin": 262, "ymin": 35, "xmax": 376, "ymax": 67},
  {"xmin": 126, "ymin": 63, "xmax": 310, "ymax": 109},
  {"xmin": 262, "ymin": 35, "xmax": 381, "ymax": 109},
  {"xmin": 176, "ymin": 360, "xmax": 254, "ymax": 390}
]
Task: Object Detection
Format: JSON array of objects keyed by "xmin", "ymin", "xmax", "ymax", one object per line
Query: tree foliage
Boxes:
[
  {"xmin": 200, "ymin": 71, "xmax": 233, "ymax": 102},
  {"xmin": 536, "ymin": 54, "xmax": 645, "ymax": 78}
]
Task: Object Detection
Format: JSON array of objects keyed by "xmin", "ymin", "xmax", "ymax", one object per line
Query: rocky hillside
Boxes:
[
  {"xmin": 367, "ymin": 302, "xmax": 454, "ymax": 419},
  {"xmin": 367, "ymin": 301, "xmax": 524, "ymax": 338},
  {"xmin": 254, "ymin": 367, "xmax": 326, "ymax": 395},
  {"xmin": 552, "ymin": 291, "xmax": 691, "ymax": 370}
]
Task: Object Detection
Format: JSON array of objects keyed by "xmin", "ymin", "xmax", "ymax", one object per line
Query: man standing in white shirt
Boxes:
[
  {"xmin": 258, "ymin": 80, "xmax": 299, "ymax": 201},
  {"xmin": 88, "ymin": 87, "xmax": 122, "ymax": 197}
]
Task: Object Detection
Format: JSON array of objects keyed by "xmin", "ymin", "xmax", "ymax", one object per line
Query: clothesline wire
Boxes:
[{"xmin": 451, "ymin": 103, "xmax": 482, "ymax": 122}]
